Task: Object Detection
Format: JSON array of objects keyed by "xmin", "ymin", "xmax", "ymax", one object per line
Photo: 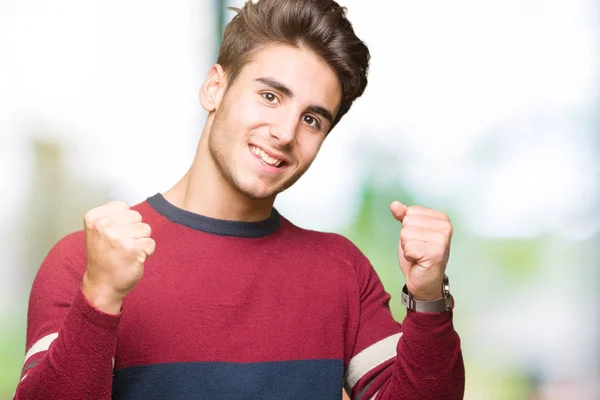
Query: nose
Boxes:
[{"xmin": 270, "ymin": 112, "xmax": 298, "ymax": 147}]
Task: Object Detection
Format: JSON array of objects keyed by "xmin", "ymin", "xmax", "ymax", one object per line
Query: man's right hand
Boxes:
[{"xmin": 82, "ymin": 201, "xmax": 156, "ymax": 314}]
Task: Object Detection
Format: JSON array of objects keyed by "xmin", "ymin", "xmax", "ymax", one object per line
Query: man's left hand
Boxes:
[{"xmin": 390, "ymin": 201, "xmax": 452, "ymax": 301}]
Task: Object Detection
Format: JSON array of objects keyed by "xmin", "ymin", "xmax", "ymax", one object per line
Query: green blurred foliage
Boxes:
[
  {"xmin": 0, "ymin": 322, "xmax": 25, "ymax": 400},
  {"xmin": 341, "ymin": 180, "xmax": 417, "ymax": 321}
]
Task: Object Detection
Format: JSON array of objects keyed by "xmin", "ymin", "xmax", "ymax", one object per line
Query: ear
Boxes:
[{"xmin": 200, "ymin": 64, "xmax": 227, "ymax": 112}]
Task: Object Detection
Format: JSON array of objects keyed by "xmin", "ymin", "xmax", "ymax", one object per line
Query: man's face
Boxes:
[{"xmin": 206, "ymin": 44, "xmax": 342, "ymax": 201}]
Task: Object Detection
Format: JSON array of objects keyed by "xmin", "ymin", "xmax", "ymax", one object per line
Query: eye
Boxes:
[
  {"xmin": 302, "ymin": 115, "xmax": 321, "ymax": 130},
  {"xmin": 261, "ymin": 92, "xmax": 279, "ymax": 104}
]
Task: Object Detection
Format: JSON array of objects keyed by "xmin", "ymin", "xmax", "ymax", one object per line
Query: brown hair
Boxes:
[{"xmin": 217, "ymin": 0, "xmax": 370, "ymax": 131}]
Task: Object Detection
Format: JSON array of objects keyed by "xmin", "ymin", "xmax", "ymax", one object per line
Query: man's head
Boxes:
[
  {"xmin": 218, "ymin": 0, "xmax": 370, "ymax": 130},
  {"xmin": 200, "ymin": 0, "xmax": 369, "ymax": 201}
]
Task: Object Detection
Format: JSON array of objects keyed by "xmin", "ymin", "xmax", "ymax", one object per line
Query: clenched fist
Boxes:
[
  {"xmin": 390, "ymin": 201, "xmax": 452, "ymax": 301},
  {"xmin": 82, "ymin": 201, "xmax": 155, "ymax": 314}
]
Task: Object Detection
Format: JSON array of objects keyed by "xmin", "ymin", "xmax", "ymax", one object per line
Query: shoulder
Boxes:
[
  {"xmin": 279, "ymin": 216, "xmax": 368, "ymax": 267},
  {"xmin": 32, "ymin": 230, "xmax": 87, "ymax": 293},
  {"xmin": 45, "ymin": 230, "xmax": 86, "ymax": 263},
  {"xmin": 130, "ymin": 195, "xmax": 171, "ymax": 230},
  {"xmin": 279, "ymin": 218, "xmax": 381, "ymax": 296}
]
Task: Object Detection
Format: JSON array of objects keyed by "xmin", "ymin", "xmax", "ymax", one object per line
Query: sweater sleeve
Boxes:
[
  {"xmin": 344, "ymin": 241, "xmax": 465, "ymax": 400},
  {"xmin": 13, "ymin": 232, "xmax": 121, "ymax": 400}
]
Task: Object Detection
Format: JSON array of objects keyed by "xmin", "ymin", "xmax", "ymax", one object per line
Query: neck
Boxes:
[{"xmin": 163, "ymin": 118, "xmax": 276, "ymax": 222}]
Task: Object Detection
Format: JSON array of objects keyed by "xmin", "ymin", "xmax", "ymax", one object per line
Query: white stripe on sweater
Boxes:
[
  {"xmin": 23, "ymin": 332, "xmax": 59, "ymax": 365},
  {"xmin": 345, "ymin": 333, "xmax": 402, "ymax": 390}
]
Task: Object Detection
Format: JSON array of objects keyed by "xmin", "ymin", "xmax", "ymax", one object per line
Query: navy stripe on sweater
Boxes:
[{"xmin": 112, "ymin": 359, "xmax": 344, "ymax": 400}]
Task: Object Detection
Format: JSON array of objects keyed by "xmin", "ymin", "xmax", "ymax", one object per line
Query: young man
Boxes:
[{"xmin": 15, "ymin": 0, "xmax": 465, "ymax": 399}]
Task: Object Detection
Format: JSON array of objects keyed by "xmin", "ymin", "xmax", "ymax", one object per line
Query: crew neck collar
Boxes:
[{"xmin": 146, "ymin": 193, "xmax": 281, "ymax": 238}]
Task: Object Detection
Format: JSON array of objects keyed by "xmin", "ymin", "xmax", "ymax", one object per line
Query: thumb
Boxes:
[{"xmin": 390, "ymin": 201, "xmax": 408, "ymax": 222}]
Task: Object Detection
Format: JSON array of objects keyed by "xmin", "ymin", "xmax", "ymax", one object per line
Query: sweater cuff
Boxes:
[
  {"xmin": 72, "ymin": 288, "xmax": 121, "ymax": 330},
  {"xmin": 401, "ymin": 308, "xmax": 455, "ymax": 342}
]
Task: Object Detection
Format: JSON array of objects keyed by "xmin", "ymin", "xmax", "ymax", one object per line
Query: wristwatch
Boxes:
[{"xmin": 401, "ymin": 275, "xmax": 452, "ymax": 313}]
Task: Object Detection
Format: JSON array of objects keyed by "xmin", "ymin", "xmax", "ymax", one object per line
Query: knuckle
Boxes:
[
  {"xmin": 434, "ymin": 232, "xmax": 446, "ymax": 243},
  {"xmin": 141, "ymin": 223, "xmax": 152, "ymax": 237},
  {"xmin": 400, "ymin": 228, "xmax": 410, "ymax": 241},
  {"xmin": 121, "ymin": 240, "xmax": 138, "ymax": 256},
  {"xmin": 405, "ymin": 243, "xmax": 423, "ymax": 257},
  {"xmin": 83, "ymin": 211, "xmax": 95, "ymax": 227},
  {"xmin": 129, "ymin": 210, "xmax": 142, "ymax": 222},
  {"xmin": 105, "ymin": 229, "xmax": 120, "ymax": 243},
  {"xmin": 95, "ymin": 218, "xmax": 110, "ymax": 232},
  {"xmin": 108, "ymin": 200, "xmax": 129, "ymax": 209},
  {"xmin": 404, "ymin": 249, "xmax": 418, "ymax": 260},
  {"xmin": 444, "ymin": 223, "xmax": 453, "ymax": 237}
]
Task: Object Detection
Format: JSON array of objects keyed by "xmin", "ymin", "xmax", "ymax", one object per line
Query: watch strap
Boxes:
[{"xmin": 401, "ymin": 276, "xmax": 452, "ymax": 313}]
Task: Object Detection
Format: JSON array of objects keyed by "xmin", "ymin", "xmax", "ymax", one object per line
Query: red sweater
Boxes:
[{"xmin": 15, "ymin": 194, "xmax": 464, "ymax": 399}]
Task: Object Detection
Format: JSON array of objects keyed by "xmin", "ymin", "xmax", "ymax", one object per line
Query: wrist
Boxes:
[
  {"xmin": 82, "ymin": 272, "xmax": 124, "ymax": 315},
  {"xmin": 406, "ymin": 280, "xmax": 444, "ymax": 301},
  {"xmin": 407, "ymin": 288, "xmax": 444, "ymax": 301},
  {"xmin": 402, "ymin": 275, "xmax": 452, "ymax": 313}
]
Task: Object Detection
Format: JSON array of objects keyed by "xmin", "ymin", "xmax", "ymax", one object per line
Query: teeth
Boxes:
[{"xmin": 251, "ymin": 145, "xmax": 283, "ymax": 167}]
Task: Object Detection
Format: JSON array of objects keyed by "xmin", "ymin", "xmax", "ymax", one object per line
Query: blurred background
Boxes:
[{"xmin": 1, "ymin": 0, "xmax": 599, "ymax": 398}]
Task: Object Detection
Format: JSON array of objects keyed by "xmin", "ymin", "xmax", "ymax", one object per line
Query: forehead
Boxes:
[{"xmin": 236, "ymin": 44, "xmax": 342, "ymax": 112}]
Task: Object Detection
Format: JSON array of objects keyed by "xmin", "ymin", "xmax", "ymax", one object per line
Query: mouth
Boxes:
[{"xmin": 249, "ymin": 144, "xmax": 287, "ymax": 168}]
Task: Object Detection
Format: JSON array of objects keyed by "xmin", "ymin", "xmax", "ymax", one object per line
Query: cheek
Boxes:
[
  {"xmin": 296, "ymin": 135, "xmax": 324, "ymax": 166},
  {"xmin": 236, "ymin": 97, "xmax": 271, "ymax": 128}
]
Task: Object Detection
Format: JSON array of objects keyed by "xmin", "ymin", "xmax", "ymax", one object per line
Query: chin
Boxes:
[{"xmin": 236, "ymin": 180, "xmax": 280, "ymax": 201}]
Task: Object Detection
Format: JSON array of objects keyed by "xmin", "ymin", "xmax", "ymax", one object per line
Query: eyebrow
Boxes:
[
  {"xmin": 255, "ymin": 77, "xmax": 334, "ymax": 124},
  {"xmin": 306, "ymin": 105, "xmax": 334, "ymax": 125}
]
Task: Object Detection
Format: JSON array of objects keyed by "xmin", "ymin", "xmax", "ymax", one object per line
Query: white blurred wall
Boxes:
[{"xmin": 0, "ymin": 0, "xmax": 215, "ymax": 312}]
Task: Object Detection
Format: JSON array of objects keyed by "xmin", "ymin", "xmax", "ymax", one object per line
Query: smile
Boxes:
[{"xmin": 249, "ymin": 145, "xmax": 285, "ymax": 168}]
